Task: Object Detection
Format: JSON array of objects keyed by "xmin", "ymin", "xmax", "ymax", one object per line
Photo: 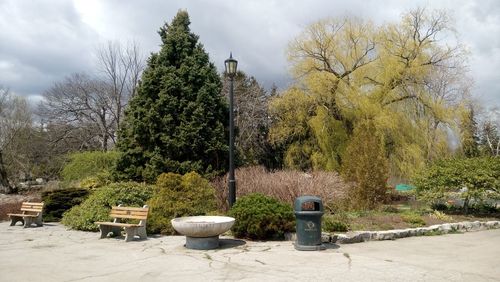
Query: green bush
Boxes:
[
  {"xmin": 61, "ymin": 182, "xmax": 153, "ymax": 231},
  {"xmin": 41, "ymin": 188, "xmax": 89, "ymax": 222},
  {"xmin": 147, "ymin": 172, "xmax": 217, "ymax": 235},
  {"xmin": 79, "ymin": 172, "xmax": 112, "ymax": 189},
  {"xmin": 228, "ymin": 193, "xmax": 295, "ymax": 240},
  {"xmin": 322, "ymin": 214, "xmax": 349, "ymax": 232},
  {"xmin": 413, "ymin": 157, "xmax": 500, "ymax": 213},
  {"xmin": 61, "ymin": 151, "xmax": 120, "ymax": 181},
  {"xmin": 401, "ymin": 212, "xmax": 426, "ymax": 227},
  {"xmin": 341, "ymin": 120, "xmax": 389, "ymax": 210}
]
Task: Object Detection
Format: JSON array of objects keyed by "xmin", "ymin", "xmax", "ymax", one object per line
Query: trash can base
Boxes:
[{"xmin": 294, "ymin": 243, "xmax": 326, "ymax": 251}]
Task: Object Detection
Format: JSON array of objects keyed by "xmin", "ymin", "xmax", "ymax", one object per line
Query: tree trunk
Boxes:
[
  {"xmin": 102, "ymin": 131, "xmax": 108, "ymax": 151},
  {"xmin": 0, "ymin": 150, "xmax": 12, "ymax": 194},
  {"xmin": 463, "ymin": 196, "xmax": 470, "ymax": 215}
]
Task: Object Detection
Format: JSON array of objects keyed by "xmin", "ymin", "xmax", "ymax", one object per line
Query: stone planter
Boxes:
[{"xmin": 171, "ymin": 216, "xmax": 235, "ymax": 250}]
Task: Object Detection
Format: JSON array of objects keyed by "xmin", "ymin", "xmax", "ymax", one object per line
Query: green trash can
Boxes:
[{"xmin": 294, "ymin": 196, "xmax": 326, "ymax": 251}]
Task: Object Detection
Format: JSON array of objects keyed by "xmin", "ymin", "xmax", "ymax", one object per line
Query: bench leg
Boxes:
[
  {"xmin": 10, "ymin": 216, "xmax": 24, "ymax": 226},
  {"xmin": 99, "ymin": 225, "xmax": 112, "ymax": 239},
  {"xmin": 124, "ymin": 227, "xmax": 137, "ymax": 242},
  {"xmin": 138, "ymin": 226, "xmax": 147, "ymax": 240},
  {"xmin": 23, "ymin": 217, "xmax": 33, "ymax": 228},
  {"xmin": 111, "ymin": 226, "xmax": 122, "ymax": 237},
  {"xmin": 35, "ymin": 214, "xmax": 43, "ymax": 227}
]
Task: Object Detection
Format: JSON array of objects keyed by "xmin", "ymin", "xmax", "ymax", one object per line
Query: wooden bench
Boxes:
[
  {"xmin": 95, "ymin": 205, "xmax": 149, "ymax": 242},
  {"xmin": 8, "ymin": 202, "xmax": 44, "ymax": 228}
]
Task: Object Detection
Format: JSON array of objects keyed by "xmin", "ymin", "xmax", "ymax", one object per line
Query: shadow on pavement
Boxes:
[
  {"xmin": 323, "ymin": 243, "xmax": 340, "ymax": 249},
  {"xmin": 219, "ymin": 238, "xmax": 246, "ymax": 249}
]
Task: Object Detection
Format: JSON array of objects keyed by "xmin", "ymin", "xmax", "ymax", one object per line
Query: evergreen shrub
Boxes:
[
  {"xmin": 341, "ymin": 120, "xmax": 389, "ymax": 210},
  {"xmin": 413, "ymin": 157, "xmax": 500, "ymax": 213},
  {"xmin": 147, "ymin": 172, "xmax": 216, "ymax": 234},
  {"xmin": 61, "ymin": 151, "xmax": 120, "ymax": 181},
  {"xmin": 41, "ymin": 188, "xmax": 89, "ymax": 222},
  {"xmin": 228, "ymin": 193, "xmax": 295, "ymax": 240},
  {"xmin": 61, "ymin": 182, "xmax": 153, "ymax": 231}
]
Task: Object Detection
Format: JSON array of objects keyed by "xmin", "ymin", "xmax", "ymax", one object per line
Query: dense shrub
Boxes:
[
  {"xmin": 212, "ymin": 166, "xmax": 351, "ymax": 212},
  {"xmin": 61, "ymin": 182, "xmax": 153, "ymax": 231},
  {"xmin": 41, "ymin": 188, "xmax": 89, "ymax": 222},
  {"xmin": 147, "ymin": 172, "xmax": 217, "ymax": 234},
  {"xmin": 79, "ymin": 172, "xmax": 112, "ymax": 189},
  {"xmin": 228, "ymin": 193, "xmax": 295, "ymax": 240},
  {"xmin": 61, "ymin": 151, "xmax": 120, "ymax": 181},
  {"xmin": 413, "ymin": 157, "xmax": 500, "ymax": 213}
]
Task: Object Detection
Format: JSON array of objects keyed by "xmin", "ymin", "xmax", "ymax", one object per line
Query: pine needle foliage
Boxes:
[{"xmin": 115, "ymin": 10, "xmax": 228, "ymax": 182}]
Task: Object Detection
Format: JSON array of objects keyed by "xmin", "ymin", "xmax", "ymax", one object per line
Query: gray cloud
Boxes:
[
  {"xmin": 0, "ymin": 0, "xmax": 499, "ymax": 108},
  {"xmin": 0, "ymin": 0, "xmax": 96, "ymax": 97}
]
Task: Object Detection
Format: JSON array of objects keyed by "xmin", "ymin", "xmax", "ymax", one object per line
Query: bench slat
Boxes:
[
  {"xmin": 19, "ymin": 208, "xmax": 42, "ymax": 213},
  {"xmin": 95, "ymin": 222, "xmax": 140, "ymax": 227},
  {"xmin": 111, "ymin": 206, "xmax": 148, "ymax": 212},
  {"xmin": 21, "ymin": 206, "xmax": 43, "ymax": 210},
  {"xmin": 110, "ymin": 209, "xmax": 148, "ymax": 214},
  {"xmin": 22, "ymin": 202, "xmax": 44, "ymax": 206},
  {"xmin": 110, "ymin": 211, "xmax": 148, "ymax": 216},
  {"xmin": 109, "ymin": 214, "xmax": 147, "ymax": 220},
  {"xmin": 8, "ymin": 213, "xmax": 39, "ymax": 217}
]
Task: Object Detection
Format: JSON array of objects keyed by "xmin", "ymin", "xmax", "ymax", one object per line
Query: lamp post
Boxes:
[{"xmin": 225, "ymin": 53, "xmax": 237, "ymax": 208}]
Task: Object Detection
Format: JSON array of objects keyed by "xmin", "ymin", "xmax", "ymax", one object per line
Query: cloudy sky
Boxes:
[{"xmin": 1, "ymin": 0, "xmax": 499, "ymax": 108}]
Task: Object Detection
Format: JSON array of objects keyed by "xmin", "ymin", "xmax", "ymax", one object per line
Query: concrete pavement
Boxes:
[{"xmin": 0, "ymin": 222, "xmax": 499, "ymax": 281}]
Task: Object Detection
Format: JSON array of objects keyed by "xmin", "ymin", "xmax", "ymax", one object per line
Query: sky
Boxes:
[{"xmin": 0, "ymin": 0, "xmax": 499, "ymax": 108}]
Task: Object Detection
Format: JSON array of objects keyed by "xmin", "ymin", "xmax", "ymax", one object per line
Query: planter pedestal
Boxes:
[{"xmin": 186, "ymin": 235, "xmax": 219, "ymax": 250}]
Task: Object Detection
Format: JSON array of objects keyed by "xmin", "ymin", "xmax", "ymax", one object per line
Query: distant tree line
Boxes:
[{"xmin": 1, "ymin": 9, "xmax": 499, "ymax": 199}]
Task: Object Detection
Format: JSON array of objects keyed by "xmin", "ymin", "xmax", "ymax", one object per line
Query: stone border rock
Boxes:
[{"xmin": 285, "ymin": 221, "xmax": 500, "ymax": 244}]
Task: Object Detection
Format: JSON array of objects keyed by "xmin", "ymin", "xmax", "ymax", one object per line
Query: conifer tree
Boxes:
[
  {"xmin": 115, "ymin": 10, "xmax": 228, "ymax": 182},
  {"xmin": 460, "ymin": 106, "xmax": 480, "ymax": 158},
  {"xmin": 342, "ymin": 120, "xmax": 389, "ymax": 209}
]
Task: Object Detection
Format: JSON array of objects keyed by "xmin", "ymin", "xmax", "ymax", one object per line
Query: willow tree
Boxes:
[{"xmin": 269, "ymin": 8, "xmax": 469, "ymax": 178}]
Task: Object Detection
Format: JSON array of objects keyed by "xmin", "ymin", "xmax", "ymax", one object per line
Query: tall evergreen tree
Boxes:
[
  {"xmin": 115, "ymin": 10, "xmax": 228, "ymax": 182},
  {"xmin": 342, "ymin": 120, "xmax": 389, "ymax": 210},
  {"xmin": 460, "ymin": 106, "xmax": 480, "ymax": 158}
]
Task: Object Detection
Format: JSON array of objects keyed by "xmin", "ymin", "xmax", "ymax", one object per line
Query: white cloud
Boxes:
[{"xmin": 0, "ymin": 0, "xmax": 498, "ymax": 107}]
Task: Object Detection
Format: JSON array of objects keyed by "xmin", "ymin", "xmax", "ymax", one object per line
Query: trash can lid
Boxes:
[{"xmin": 294, "ymin": 196, "xmax": 323, "ymax": 212}]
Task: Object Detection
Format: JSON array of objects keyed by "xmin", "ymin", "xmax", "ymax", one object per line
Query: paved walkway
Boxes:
[{"xmin": 0, "ymin": 222, "xmax": 499, "ymax": 281}]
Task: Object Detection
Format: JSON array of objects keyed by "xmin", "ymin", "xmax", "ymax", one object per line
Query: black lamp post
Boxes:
[{"xmin": 225, "ymin": 53, "xmax": 237, "ymax": 208}]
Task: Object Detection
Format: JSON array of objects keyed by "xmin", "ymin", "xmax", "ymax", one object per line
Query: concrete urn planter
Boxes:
[{"xmin": 171, "ymin": 216, "xmax": 235, "ymax": 250}]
